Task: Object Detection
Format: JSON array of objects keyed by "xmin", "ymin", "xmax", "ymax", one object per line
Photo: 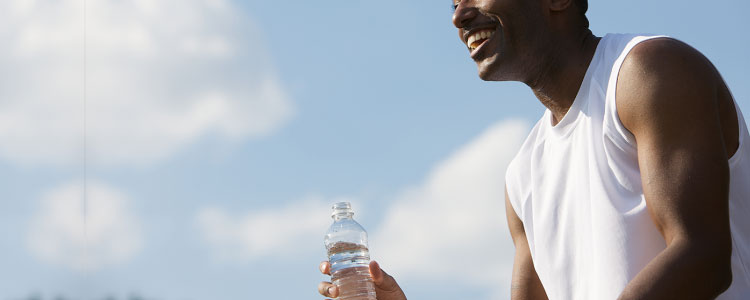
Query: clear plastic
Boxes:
[{"xmin": 324, "ymin": 202, "xmax": 377, "ymax": 300}]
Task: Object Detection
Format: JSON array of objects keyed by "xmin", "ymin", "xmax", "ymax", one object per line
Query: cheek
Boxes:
[{"xmin": 477, "ymin": 0, "xmax": 504, "ymax": 16}]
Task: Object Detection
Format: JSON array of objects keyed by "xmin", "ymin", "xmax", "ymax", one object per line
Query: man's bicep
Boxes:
[{"xmin": 616, "ymin": 38, "xmax": 731, "ymax": 245}]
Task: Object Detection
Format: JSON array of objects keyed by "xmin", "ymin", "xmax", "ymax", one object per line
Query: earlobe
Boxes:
[{"xmin": 549, "ymin": 0, "xmax": 573, "ymax": 11}]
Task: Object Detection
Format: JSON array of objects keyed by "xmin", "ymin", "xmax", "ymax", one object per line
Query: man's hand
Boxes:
[{"xmin": 318, "ymin": 260, "xmax": 407, "ymax": 300}]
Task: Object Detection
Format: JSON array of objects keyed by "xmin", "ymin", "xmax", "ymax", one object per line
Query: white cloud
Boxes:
[
  {"xmin": 0, "ymin": 0, "xmax": 294, "ymax": 167},
  {"xmin": 193, "ymin": 119, "xmax": 528, "ymax": 297},
  {"xmin": 196, "ymin": 198, "xmax": 342, "ymax": 262},
  {"xmin": 370, "ymin": 119, "xmax": 528, "ymax": 299},
  {"xmin": 27, "ymin": 180, "xmax": 143, "ymax": 271}
]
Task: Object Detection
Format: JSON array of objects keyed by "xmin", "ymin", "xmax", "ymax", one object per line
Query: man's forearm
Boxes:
[{"xmin": 618, "ymin": 238, "xmax": 732, "ymax": 300}]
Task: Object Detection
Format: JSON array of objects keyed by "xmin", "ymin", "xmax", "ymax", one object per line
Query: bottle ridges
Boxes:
[{"xmin": 327, "ymin": 242, "xmax": 376, "ymax": 300}]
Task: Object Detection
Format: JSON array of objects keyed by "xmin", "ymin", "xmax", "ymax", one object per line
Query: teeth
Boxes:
[{"xmin": 467, "ymin": 29, "xmax": 495, "ymax": 50}]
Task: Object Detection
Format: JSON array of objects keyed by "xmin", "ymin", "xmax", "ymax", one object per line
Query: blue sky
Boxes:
[{"xmin": 0, "ymin": 0, "xmax": 748, "ymax": 299}]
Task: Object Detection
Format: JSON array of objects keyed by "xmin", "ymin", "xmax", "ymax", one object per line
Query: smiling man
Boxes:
[{"xmin": 318, "ymin": 0, "xmax": 750, "ymax": 299}]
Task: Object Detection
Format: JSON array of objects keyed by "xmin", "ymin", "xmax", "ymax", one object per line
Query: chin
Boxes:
[
  {"xmin": 478, "ymin": 69, "xmax": 493, "ymax": 81},
  {"xmin": 475, "ymin": 55, "xmax": 506, "ymax": 82},
  {"xmin": 476, "ymin": 62, "xmax": 502, "ymax": 81}
]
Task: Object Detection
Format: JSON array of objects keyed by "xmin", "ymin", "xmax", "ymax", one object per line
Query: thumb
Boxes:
[{"xmin": 369, "ymin": 260, "xmax": 399, "ymax": 292}]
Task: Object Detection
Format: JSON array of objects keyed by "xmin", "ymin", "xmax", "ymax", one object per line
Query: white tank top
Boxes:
[{"xmin": 505, "ymin": 33, "xmax": 750, "ymax": 299}]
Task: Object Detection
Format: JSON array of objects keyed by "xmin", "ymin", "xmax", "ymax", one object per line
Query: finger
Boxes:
[
  {"xmin": 370, "ymin": 260, "xmax": 384, "ymax": 285},
  {"xmin": 370, "ymin": 260, "xmax": 400, "ymax": 292},
  {"xmin": 319, "ymin": 260, "xmax": 331, "ymax": 275},
  {"xmin": 317, "ymin": 281, "xmax": 339, "ymax": 298}
]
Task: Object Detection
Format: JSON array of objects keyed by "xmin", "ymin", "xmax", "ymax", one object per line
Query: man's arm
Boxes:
[
  {"xmin": 506, "ymin": 188, "xmax": 548, "ymax": 300},
  {"xmin": 616, "ymin": 38, "xmax": 734, "ymax": 299}
]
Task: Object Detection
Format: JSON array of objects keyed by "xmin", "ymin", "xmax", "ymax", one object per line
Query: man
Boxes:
[{"xmin": 318, "ymin": 0, "xmax": 750, "ymax": 298}]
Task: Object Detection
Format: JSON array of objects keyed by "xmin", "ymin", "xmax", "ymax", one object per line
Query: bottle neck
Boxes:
[
  {"xmin": 332, "ymin": 213, "xmax": 354, "ymax": 221},
  {"xmin": 331, "ymin": 201, "xmax": 355, "ymax": 221}
]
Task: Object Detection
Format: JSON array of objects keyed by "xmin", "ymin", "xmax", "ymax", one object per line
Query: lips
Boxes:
[{"xmin": 466, "ymin": 28, "xmax": 496, "ymax": 51}]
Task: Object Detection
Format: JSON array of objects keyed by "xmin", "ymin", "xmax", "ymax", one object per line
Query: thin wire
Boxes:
[{"xmin": 83, "ymin": 0, "xmax": 88, "ymax": 264}]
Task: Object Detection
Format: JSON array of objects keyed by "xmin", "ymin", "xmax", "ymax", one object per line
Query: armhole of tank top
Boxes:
[
  {"xmin": 605, "ymin": 35, "xmax": 669, "ymax": 150},
  {"xmin": 729, "ymin": 99, "xmax": 747, "ymax": 168},
  {"xmin": 505, "ymin": 162, "xmax": 524, "ymax": 221}
]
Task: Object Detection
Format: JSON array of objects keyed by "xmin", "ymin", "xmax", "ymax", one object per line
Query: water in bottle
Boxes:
[{"xmin": 324, "ymin": 202, "xmax": 377, "ymax": 300}]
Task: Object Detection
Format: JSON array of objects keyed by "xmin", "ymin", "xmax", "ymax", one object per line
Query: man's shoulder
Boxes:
[
  {"xmin": 615, "ymin": 37, "xmax": 720, "ymax": 132},
  {"xmin": 621, "ymin": 37, "xmax": 712, "ymax": 76},
  {"xmin": 617, "ymin": 37, "xmax": 717, "ymax": 97}
]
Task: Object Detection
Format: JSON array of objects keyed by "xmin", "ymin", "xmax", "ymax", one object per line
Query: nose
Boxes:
[{"xmin": 452, "ymin": 1, "xmax": 478, "ymax": 29}]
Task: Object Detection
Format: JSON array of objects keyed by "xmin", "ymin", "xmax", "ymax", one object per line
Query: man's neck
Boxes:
[{"xmin": 527, "ymin": 30, "xmax": 600, "ymax": 125}]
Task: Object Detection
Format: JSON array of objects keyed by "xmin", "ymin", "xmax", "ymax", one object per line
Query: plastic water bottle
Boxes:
[{"xmin": 324, "ymin": 202, "xmax": 377, "ymax": 300}]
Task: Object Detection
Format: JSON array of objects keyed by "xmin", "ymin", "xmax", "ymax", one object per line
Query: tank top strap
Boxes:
[{"xmin": 603, "ymin": 34, "xmax": 668, "ymax": 149}]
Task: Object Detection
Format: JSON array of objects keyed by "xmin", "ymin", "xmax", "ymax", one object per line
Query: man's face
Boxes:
[{"xmin": 452, "ymin": 0, "xmax": 546, "ymax": 81}]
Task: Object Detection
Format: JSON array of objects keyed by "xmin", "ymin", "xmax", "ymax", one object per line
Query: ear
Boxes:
[{"xmin": 549, "ymin": 0, "xmax": 574, "ymax": 12}]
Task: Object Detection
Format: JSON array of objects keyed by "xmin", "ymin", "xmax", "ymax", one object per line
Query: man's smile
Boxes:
[
  {"xmin": 466, "ymin": 28, "xmax": 496, "ymax": 51},
  {"xmin": 462, "ymin": 24, "xmax": 499, "ymax": 60}
]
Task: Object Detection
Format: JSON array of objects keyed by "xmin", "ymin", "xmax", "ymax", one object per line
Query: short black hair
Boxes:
[{"xmin": 576, "ymin": 0, "xmax": 589, "ymax": 28}]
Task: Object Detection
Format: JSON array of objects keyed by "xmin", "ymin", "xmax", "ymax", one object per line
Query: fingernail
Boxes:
[{"xmin": 328, "ymin": 286, "xmax": 335, "ymax": 295}]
